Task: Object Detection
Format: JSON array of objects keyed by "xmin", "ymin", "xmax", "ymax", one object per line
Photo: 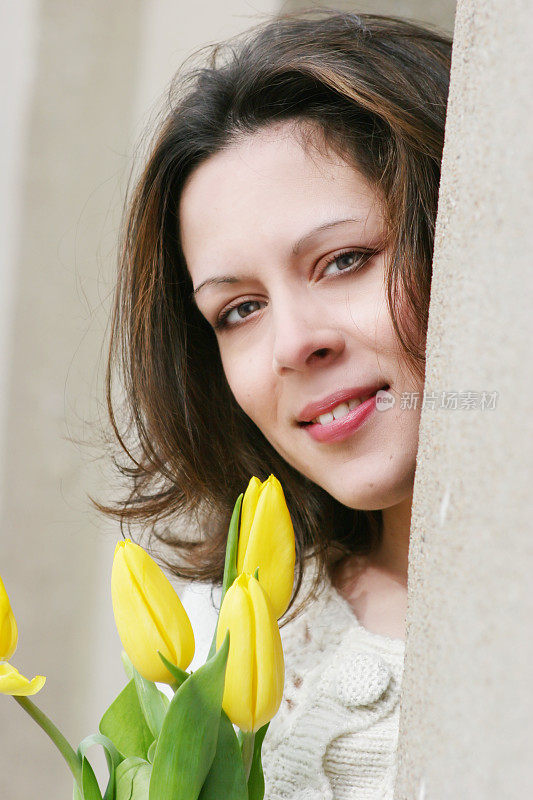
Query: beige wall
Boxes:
[
  {"xmin": 282, "ymin": 0, "xmax": 456, "ymax": 34},
  {"xmin": 2, "ymin": 1, "xmax": 478, "ymax": 797},
  {"xmin": 396, "ymin": 0, "xmax": 533, "ymax": 797},
  {"xmin": 0, "ymin": 2, "xmax": 145, "ymax": 795},
  {"xmin": 0, "ymin": 1, "xmax": 278, "ymax": 797}
]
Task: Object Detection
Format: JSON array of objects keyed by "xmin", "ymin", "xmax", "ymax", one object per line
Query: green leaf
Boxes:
[
  {"xmin": 221, "ymin": 493, "xmax": 243, "ymax": 597},
  {"xmin": 121, "ymin": 651, "xmax": 135, "ymax": 681},
  {"xmin": 198, "ymin": 709, "xmax": 248, "ymax": 800},
  {"xmin": 131, "ymin": 665, "xmax": 168, "ymax": 738},
  {"xmin": 149, "ymin": 632, "xmax": 230, "ymax": 800},
  {"xmin": 147, "ymin": 740, "xmax": 157, "ymax": 764},
  {"xmin": 115, "ymin": 757, "xmax": 151, "ymax": 800},
  {"xmin": 81, "ymin": 756, "xmax": 103, "ymax": 800},
  {"xmin": 247, "ymin": 723, "xmax": 270, "ymax": 800},
  {"xmin": 73, "ymin": 781, "xmax": 83, "ymax": 800},
  {"xmin": 207, "ymin": 493, "xmax": 243, "ymax": 660},
  {"xmin": 77, "ymin": 733, "xmax": 123, "ymax": 800},
  {"xmin": 99, "ymin": 679, "xmax": 154, "ymax": 760},
  {"xmin": 157, "ymin": 651, "xmax": 190, "ymax": 688}
]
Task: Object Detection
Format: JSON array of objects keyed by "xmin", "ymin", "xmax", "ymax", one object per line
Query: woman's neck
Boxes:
[
  {"xmin": 331, "ymin": 490, "xmax": 413, "ymax": 641},
  {"xmin": 373, "ymin": 489, "xmax": 413, "ymax": 582}
]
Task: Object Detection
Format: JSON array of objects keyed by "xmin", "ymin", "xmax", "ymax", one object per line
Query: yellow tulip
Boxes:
[
  {"xmin": 111, "ymin": 540, "xmax": 195, "ymax": 683},
  {"xmin": 0, "ymin": 576, "xmax": 45, "ymax": 696},
  {"xmin": 216, "ymin": 572, "xmax": 284, "ymax": 732},
  {"xmin": 0, "ymin": 662, "xmax": 46, "ymax": 696},
  {"xmin": 0, "ymin": 575, "xmax": 18, "ymax": 660},
  {"xmin": 237, "ymin": 475, "xmax": 295, "ymax": 619}
]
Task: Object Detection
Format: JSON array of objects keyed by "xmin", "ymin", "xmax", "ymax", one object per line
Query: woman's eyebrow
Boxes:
[
  {"xmin": 291, "ymin": 216, "xmax": 365, "ymax": 256},
  {"xmin": 192, "ymin": 275, "xmax": 239, "ymax": 300},
  {"xmin": 191, "ymin": 216, "xmax": 365, "ymax": 300}
]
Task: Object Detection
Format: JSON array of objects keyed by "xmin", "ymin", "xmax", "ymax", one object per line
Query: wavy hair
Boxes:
[{"xmin": 98, "ymin": 10, "xmax": 452, "ymax": 621}]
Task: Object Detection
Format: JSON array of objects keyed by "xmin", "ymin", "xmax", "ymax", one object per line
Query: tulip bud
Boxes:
[
  {"xmin": 111, "ymin": 540, "xmax": 195, "ymax": 683},
  {"xmin": 0, "ymin": 662, "xmax": 46, "ymax": 696},
  {"xmin": 237, "ymin": 475, "xmax": 295, "ymax": 619},
  {"xmin": 0, "ymin": 576, "xmax": 18, "ymax": 661},
  {"xmin": 216, "ymin": 573, "xmax": 284, "ymax": 733}
]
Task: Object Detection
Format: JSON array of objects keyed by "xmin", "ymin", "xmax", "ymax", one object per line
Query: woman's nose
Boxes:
[{"xmin": 271, "ymin": 300, "xmax": 345, "ymax": 376}]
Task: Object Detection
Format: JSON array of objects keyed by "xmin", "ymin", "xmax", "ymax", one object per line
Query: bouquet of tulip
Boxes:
[{"xmin": 1, "ymin": 475, "xmax": 295, "ymax": 799}]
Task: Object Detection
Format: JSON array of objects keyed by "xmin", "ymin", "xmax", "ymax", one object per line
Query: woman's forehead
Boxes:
[
  {"xmin": 179, "ymin": 123, "xmax": 385, "ymax": 274},
  {"xmin": 180, "ymin": 120, "xmax": 377, "ymax": 206}
]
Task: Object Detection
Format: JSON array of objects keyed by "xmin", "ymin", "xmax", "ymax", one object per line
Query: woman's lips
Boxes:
[
  {"xmin": 302, "ymin": 387, "xmax": 383, "ymax": 443},
  {"xmin": 297, "ymin": 381, "xmax": 385, "ymax": 423}
]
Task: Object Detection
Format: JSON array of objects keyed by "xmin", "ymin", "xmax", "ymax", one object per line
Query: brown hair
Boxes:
[{"xmin": 99, "ymin": 10, "xmax": 452, "ymax": 621}]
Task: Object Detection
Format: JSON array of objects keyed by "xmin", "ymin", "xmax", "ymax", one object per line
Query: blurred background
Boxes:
[{"xmin": 0, "ymin": 1, "xmax": 455, "ymax": 796}]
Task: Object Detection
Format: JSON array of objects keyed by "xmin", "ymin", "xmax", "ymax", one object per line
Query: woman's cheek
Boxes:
[{"xmin": 220, "ymin": 346, "xmax": 271, "ymax": 424}]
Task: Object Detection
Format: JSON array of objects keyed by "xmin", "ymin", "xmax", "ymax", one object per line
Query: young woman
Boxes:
[{"xmin": 102, "ymin": 10, "xmax": 452, "ymax": 798}]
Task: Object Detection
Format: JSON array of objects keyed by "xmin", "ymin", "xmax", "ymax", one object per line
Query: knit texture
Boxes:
[{"xmin": 262, "ymin": 560, "xmax": 405, "ymax": 800}]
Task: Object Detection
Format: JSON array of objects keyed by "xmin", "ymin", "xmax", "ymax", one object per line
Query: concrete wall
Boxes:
[{"xmin": 396, "ymin": 0, "xmax": 533, "ymax": 797}]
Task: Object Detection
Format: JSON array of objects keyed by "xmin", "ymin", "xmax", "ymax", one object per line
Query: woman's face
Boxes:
[{"xmin": 179, "ymin": 121, "xmax": 424, "ymax": 510}]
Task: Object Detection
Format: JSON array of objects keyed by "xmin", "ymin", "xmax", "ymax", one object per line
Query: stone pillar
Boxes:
[{"xmin": 396, "ymin": 1, "xmax": 533, "ymax": 798}]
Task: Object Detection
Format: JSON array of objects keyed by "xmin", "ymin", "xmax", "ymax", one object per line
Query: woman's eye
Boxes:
[
  {"xmin": 215, "ymin": 299, "xmax": 263, "ymax": 329},
  {"xmin": 213, "ymin": 250, "xmax": 374, "ymax": 330},
  {"xmin": 322, "ymin": 250, "xmax": 367, "ymax": 277}
]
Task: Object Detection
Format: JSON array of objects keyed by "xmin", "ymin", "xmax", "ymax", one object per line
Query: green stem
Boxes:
[
  {"xmin": 241, "ymin": 731, "xmax": 255, "ymax": 782},
  {"xmin": 13, "ymin": 695, "xmax": 82, "ymax": 791},
  {"xmin": 207, "ymin": 494, "xmax": 243, "ymax": 662}
]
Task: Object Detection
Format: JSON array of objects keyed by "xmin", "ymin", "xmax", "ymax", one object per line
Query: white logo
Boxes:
[{"xmin": 375, "ymin": 388, "xmax": 395, "ymax": 412}]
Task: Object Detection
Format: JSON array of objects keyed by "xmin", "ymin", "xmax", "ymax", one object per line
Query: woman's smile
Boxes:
[
  {"xmin": 180, "ymin": 119, "xmax": 424, "ymax": 510},
  {"xmin": 297, "ymin": 383, "xmax": 390, "ymax": 443}
]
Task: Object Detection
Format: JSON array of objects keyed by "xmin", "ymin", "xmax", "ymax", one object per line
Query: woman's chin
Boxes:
[{"xmin": 311, "ymin": 467, "xmax": 415, "ymax": 511}]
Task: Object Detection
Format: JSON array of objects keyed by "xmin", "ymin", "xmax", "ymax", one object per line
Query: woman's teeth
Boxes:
[{"xmin": 312, "ymin": 397, "xmax": 363, "ymax": 425}]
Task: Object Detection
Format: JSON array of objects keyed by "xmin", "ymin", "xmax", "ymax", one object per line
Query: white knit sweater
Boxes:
[
  {"xmin": 180, "ymin": 562, "xmax": 405, "ymax": 800},
  {"xmin": 261, "ymin": 562, "xmax": 405, "ymax": 800}
]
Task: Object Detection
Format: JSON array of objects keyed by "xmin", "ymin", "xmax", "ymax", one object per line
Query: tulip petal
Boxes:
[
  {"xmin": 112, "ymin": 541, "xmax": 195, "ymax": 682},
  {"xmin": 122, "ymin": 541, "xmax": 195, "ymax": 669},
  {"xmin": 0, "ymin": 575, "xmax": 18, "ymax": 660},
  {"xmin": 247, "ymin": 576, "xmax": 284, "ymax": 731},
  {"xmin": 112, "ymin": 544, "xmax": 172, "ymax": 682},
  {"xmin": 237, "ymin": 477, "xmax": 263, "ymax": 574},
  {"xmin": 241, "ymin": 475, "xmax": 296, "ymax": 618},
  {"xmin": 0, "ymin": 662, "xmax": 46, "ymax": 696},
  {"xmin": 216, "ymin": 574, "xmax": 255, "ymax": 731}
]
